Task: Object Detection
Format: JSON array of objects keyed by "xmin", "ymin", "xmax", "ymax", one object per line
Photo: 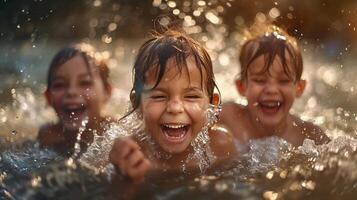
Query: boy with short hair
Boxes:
[{"xmin": 219, "ymin": 25, "xmax": 330, "ymax": 147}]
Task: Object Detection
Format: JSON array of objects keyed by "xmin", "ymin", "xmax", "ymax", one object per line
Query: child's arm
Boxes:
[
  {"xmin": 109, "ymin": 137, "xmax": 152, "ymax": 183},
  {"xmin": 37, "ymin": 124, "xmax": 63, "ymax": 147}
]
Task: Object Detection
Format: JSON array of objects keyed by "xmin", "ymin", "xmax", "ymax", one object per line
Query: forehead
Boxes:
[
  {"xmin": 145, "ymin": 56, "xmax": 206, "ymax": 87},
  {"xmin": 54, "ymin": 55, "xmax": 96, "ymax": 76},
  {"xmin": 248, "ymin": 53, "xmax": 296, "ymax": 75}
]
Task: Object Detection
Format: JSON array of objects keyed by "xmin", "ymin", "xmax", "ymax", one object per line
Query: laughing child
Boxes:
[
  {"xmin": 219, "ymin": 25, "xmax": 330, "ymax": 147},
  {"xmin": 38, "ymin": 43, "xmax": 112, "ymax": 156},
  {"xmin": 109, "ymin": 29, "xmax": 236, "ymax": 182}
]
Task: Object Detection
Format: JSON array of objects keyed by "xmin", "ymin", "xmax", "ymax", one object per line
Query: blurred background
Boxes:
[{"xmin": 1, "ymin": 0, "xmax": 357, "ymax": 145}]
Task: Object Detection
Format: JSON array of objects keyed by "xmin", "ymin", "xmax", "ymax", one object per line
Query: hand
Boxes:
[{"xmin": 109, "ymin": 137, "xmax": 152, "ymax": 183}]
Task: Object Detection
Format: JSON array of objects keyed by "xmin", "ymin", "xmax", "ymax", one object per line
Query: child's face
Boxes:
[
  {"xmin": 140, "ymin": 57, "xmax": 210, "ymax": 154},
  {"xmin": 237, "ymin": 55, "xmax": 305, "ymax": 128},
  {"xmin": 46, "ymin": 55, "xmax": 110, "ymax": 131}
]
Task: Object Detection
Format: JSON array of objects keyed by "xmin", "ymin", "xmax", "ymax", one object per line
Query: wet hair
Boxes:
[
  {"xmin": 46, "ymin": 43, "xmax": 110, "ymax": 90},
  {"xmin": 239, "ymin": 24, "xmax": 303, "ymax": 82},
  {"xmin": 128, "ymin": 28, "xmax": 218, "ymax": 115}
]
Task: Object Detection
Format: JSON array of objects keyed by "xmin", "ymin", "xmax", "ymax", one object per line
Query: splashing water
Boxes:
[
  {"xmin": 71, "ymin": 116, "xmax": 89, "ymax": 159},
  {"xmin": 185, "ymin": 104, "xmax": 221, "ymax": 172},
  {"xmin": 1, "ymin": 0, "xmax": 357, "ymax": 199},
  {"xmin": 79, "ymin": 107, "xmax": 142, "ymax": 170},
  {"xmin": 81, "ymin": 103, "xmax": 222, "ymax": 174}
]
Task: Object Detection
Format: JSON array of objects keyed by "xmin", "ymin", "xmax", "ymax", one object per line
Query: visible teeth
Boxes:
[
  {"xmin": 261, "ymin": 102, "xmax": 281, "ymax": 107},
  {"xmin": 253, "ymin": 102, "xmax": 259, "ymax": 106},
  {"xmin": 164, "ymin": 124, "xmax": 185, "ymax": 129}
]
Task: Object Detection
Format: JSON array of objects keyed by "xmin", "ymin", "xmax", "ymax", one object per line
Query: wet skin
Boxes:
[
  {"xmin": 110, "ymin": 57, "xmax": 236, "ymax": 182},
  {"xmin": 39, "ymin": 54, "xmax": 111, "ymax": 152},
  {"xmin": 219, "ymin": 54, "xmax": 329, "ymax": 146}
]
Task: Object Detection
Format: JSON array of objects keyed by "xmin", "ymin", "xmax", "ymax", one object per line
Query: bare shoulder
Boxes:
[
  {"xmin": 209, "ymin": 124, "xmax": 237, "ymax": 159},
  {"xmin": 294, "ymin": 117, "xmax": 330, "ymax": 145},
  {"xmin": 220, "ymin": 102, "xmax": 245, "ymax": 120},
  {"xmin": 38, "ymin": 123, "xmax": 63, "ymax": 147}
]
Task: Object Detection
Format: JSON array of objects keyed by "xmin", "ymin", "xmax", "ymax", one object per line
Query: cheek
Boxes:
[
  {"xmin": 184, "ymin": 101, "xmax": 208, "ymax": 122},
  {"xmin": 245, "ymin": 85, "xmax": 260, "ymax": 99},
  {"xmin": 282, "ymin": 86, "xmax": 297, "ymax": 98},
  {"xmin": 83, "ymin": 87, "xmax": 106, "ymax": 103},
  {"xmin": 141, "ymin": 102, "xmax": 162, "ymax": 122},
  {"xmin": 48, "ymin": 92, "xmax": 63, "ymax": 106}
]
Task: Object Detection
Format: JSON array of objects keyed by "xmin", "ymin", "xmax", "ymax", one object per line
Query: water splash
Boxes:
[
  {"xmin": 71, "ymin": 117, "xmax": 88, "ymax": 160},
  {"xmin": 80, "ymin": 104, "xmax": 221, "ymax": 173},
  {"xmin": 79, "ymin": 108, "xmax": 142, "ymax": 170},
  {"xmin": 185, "ymin": 104, "xmax": 221, "ymax": 172}
]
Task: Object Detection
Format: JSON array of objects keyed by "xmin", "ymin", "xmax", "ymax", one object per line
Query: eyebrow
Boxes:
[
  {"xmin": 143, "ymin": 86, "xmax": 203, "ymax": 93},
  {"xmin": 53, "ymin": 73, "xmax": 92, "ymax": 80},
  {"xmin": 78, "ymin": 73, "xmax": 92, "ymax": 79},
  {"xmin": 184, "ymin": 86, "xmax": 204, "ymax": 92}
]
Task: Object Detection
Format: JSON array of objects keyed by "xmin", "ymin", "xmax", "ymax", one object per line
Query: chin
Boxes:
[
  {"xmin": 160, "ymin": 143, "xmax": 190, "ymax": 154},
  {"xmin": 62, "ymin": 121, "xmax": 82, "ymax": 132},
  {"xmin": 259, "ymin": 117, "xmax": 284, "ymax": 128}
]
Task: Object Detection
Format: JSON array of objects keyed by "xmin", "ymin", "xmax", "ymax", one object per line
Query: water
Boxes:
[{"xmin": 1, "ymin": 0, "xmax": 357, "ymax": 199}]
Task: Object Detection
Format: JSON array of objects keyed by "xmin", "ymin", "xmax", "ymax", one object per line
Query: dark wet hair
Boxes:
[
  {"xmin": 239, "ymin": 25, "xmax": 302, "ymax": 82},
  {"xmin": 128, "ymin": 28, "xmax": 218, "ymax": 115},
  {"xmin": 46, "ymin": 43, "xmax": 110, "ymax": 90}
]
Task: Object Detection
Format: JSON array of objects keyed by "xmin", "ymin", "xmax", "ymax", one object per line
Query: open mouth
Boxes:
[
  {"xmin": 258, "ymin": 101, "xmax": 282, "ymax": 114},
  {"xmin": 161, "ymin": 124, "xmax": 190, "ymax": 143},
  {"xmin": 63, "ymin": 104, "xmax": 86, "ymax": 120}
]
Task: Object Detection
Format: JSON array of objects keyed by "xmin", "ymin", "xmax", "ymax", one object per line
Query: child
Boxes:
[
  {"xmin": 219, "ymin": 25, "xmax": 330, "ymax": 147},
  {"xmin": 109, "ymin": 29, "xmax": 236, "ymax": 182},
  {"xmin": 38, "ymin": 43, "xmax": 112, "ymax": 156}
]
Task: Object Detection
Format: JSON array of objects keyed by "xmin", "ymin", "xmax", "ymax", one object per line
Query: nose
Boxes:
[
  {"xmin": 65, "ymin": 83, "xmax": 79, "ymax": 97},
  {"xmin": 166, "ymin": 98, "xmax": 184, "ymax": 114},
  {"xmin": 263, "ymin": 79, "xmax": 279, "ymax": 95}
]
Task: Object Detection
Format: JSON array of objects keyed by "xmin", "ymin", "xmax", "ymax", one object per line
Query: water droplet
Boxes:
[
  {"xmin": 263, "ymin": 190, "xmax": 279, "ymax": 200},
  {"xmin": 31, "ymin": 176, "xmax": 41, "ymax": 187},
  {"xmin": 197, "ymin": 1, "xmax": 206, "ymax": 6},
  {"xmin": 11, "ymin": 130, "xmax": 17, "ymax": 135},
  {"xmin": 93, "ymin": 0, "xmax": 102, "ymax": 7},
  {"xmin": 172, "ymin": 9, "xmax": 180, "ymax": 15},
  {"xmin": 269, "ymin": 7, "xmax": 280, "ymax": 18},
  {"xmin": 108, "ymin": 22, "xmax": 117, "ymax": 32},
  {"xmin": 266, "ymin": 170, "xmax": 274, "ymax": 179},
  {"xmin": 152, "ymin": 0, "xmax": 162, "ymax": 7},
  {"xmin": 167, "ymin": 1, "xmax": 176, "ymax": 8}
]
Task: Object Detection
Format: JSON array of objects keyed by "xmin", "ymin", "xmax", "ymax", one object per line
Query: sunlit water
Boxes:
[{"xmin": 1, "ymin": 0, "xmax": 357, "ymax": 199}]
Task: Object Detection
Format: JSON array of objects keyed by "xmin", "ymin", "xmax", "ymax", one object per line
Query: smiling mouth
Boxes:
[
  {"xmin": 258, "ymin": 101, "xmax": 282, "ymax": 114},
  {"xmin": 63, "ymin": 105, "xmax": 86, "ymax": 120},
  {"xmin": 161, "ymin": 124, "xmax": 190, "ymax": 143}
]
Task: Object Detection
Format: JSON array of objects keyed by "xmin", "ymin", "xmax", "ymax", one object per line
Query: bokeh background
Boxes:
[{"xmin": 1, "ymin": 0, "xmax": 357, "ymax": 146}]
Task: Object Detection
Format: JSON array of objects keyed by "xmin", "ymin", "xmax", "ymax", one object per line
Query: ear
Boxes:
[
  {"xmin": 130, "ymin": 91, "xmax": 143, "ymax": 119},
  {"xmin": 104, "ymin": 84, "xmax": 112, "ymax": 102},
  {"xmin": 212, "ymin": 93, "xmax": 220, "ymax": 105},
  {"xmin": 44, "ymin": 89, "xmax": 52, "ymax": 106},
  {"xmin": 129, "ymin": 90, "xmax": 136, "ymax": 106},
  {"xmin": 296, "ymin": 79, "xmax": 306, "ymax": 97},
  {"xmin": 235, "ymin": 79, "xmax": 247, "ymax": 96}
]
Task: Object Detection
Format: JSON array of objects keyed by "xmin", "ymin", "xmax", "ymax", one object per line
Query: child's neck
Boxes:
[
  {"xmin": 248, "ymin": 113, "xmax": 294, "ymax": 139},
  {"xmin": 151, "ymin": 146, "xmax": 199, "ymax": 172}
]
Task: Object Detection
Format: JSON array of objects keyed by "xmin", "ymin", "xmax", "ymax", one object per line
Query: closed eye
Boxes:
[
  {"xmin": 279, "ymin": 78, "xmax": 293, "ymax": 84},
  {"xmin": 185, "ymin": 95, "xmax": 201, "ymax": 99},
  {"xmin": 252, "ymin": 78, "xmax": 266, "ymax": 83},
  {"xmin": 51, "ymin": 82, "xmax": 66, "ymax": 90},
  {"xmin": 80, "ymin": 79, "xmax": 93, "ymax": 87},
  {"xmin": 150, "ymin": 95, "xmax": 166, "ymax": 100}
]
